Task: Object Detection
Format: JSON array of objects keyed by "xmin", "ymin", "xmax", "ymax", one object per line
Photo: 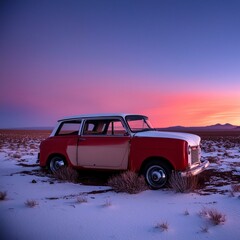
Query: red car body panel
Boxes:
[
  {"xmin": 40, "ymin": 133, "xmax": 188, "ymax": 172},
  {"xmin": 128, "ymin": 137, "xmax": 188, "ymax": 172},
  {"xmin": 40, "ymin": 135, "xmax": 78, "ymax": 167},
  {"xmin": 39, "ymin": 113, "xmax": 209, "ymax": 179}
]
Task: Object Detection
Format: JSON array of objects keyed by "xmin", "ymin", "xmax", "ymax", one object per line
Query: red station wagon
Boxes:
[{"xmin": 39, "ymin": 113, "xmax": 209, "ymax": 189}]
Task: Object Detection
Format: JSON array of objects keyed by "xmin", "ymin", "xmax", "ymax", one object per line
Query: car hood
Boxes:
[{"xmin": 134, "ymin": 131, "xmax": 201, "ymax": 146}]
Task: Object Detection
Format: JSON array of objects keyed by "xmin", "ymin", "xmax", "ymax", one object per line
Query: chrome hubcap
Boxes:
[
  {"xmin": 146, "ymin": 165, "xmax": 167, "ymax": 188},
  {"xmin": 50, "ymin": 158, "xmax": 65, "ymax": 172},
  {"xmin": 152, "ymin": 170, "xmax": 166, "ymax": 182}
]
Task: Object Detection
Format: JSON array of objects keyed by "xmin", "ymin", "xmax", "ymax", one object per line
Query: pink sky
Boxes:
[
  {"xmin": 1, "ymin": 74, "xmax": 240, "ymax": 127},
  {"xmin": 1, "ymin": 1, "xmax": 240, "ymax": 128}
]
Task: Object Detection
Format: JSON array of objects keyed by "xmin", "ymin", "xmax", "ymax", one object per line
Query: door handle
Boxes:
[{"xmin": 79, "ymin": 138, "xmax": 86, "ymax": 141}]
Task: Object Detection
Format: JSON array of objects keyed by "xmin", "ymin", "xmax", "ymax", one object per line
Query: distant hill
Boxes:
[
  {"xmin": 158, "ymin": 123, "xmax": 240, "ymax": 132},
  {"xmin": 204, "ymin": 123, "xmax": 238, "ymax": 130}
]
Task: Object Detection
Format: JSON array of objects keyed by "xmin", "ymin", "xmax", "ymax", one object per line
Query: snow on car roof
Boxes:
[{"xmin": 58, "ymin": 113, "xmax": 147, "ymax": 121}]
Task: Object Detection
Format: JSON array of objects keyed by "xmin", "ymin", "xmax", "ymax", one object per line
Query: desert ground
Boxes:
[{"xmin": 0, "ymin": 129, "xmax": 240, "ymax": 240}]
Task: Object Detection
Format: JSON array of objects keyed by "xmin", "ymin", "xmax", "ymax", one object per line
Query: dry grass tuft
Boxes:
[
  {"xmin": 25, "ymin": 199, "xmax": 39, "ymax": 208},
  {"xmin": 0, "ymin": 191, "xmax": 7, "ymax": 200},
  {"xmin": 207, "ymin": 156, "xmax": 219, "ymax": 164},
  {"xmin": 102, "ymin": 199, "xmax": 112, "ymax": 207},
  {"xmin": 199, "ymin": 207, "xmax": 226, "ymax": 225},
  {"xmin": 155, "ymin": 221, "xmax": 169, "ymax": 232},
  {"xmin": 12, "ymin": 153, "xmax": 21, "ymax": 159},
  {"xmin": 53, "ymin": 166, "xmax": 79, "ymax": 183},
  {"xmin": 76, "ymin": 196, "xmax": 88, "ymax": 204},
  {"xmin": 231, "ymin": 184, "xmax": 240, "ymax": 192},
  {"xmin": 184, "ymin": 209, "xmax": 190, "ymax": 216},
  {"xmin": 108, "ymin": 171, "xmax": 148, "ymax": 194},
  {"xmin": 200, "ymin": 225, "xmax": 209, "ymax": 233},
  {"xmin": 169, "ymin": 172, "xmax": 198, "ymax": 193},
  {"xmin": 229, "ymin": 184, "xmax": 240, "ymax": 197}
]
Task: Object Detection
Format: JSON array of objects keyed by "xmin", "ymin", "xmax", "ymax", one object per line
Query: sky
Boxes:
[{"xmin": 1, "ymin": 0, "xmax": 240, "ymax": 128}]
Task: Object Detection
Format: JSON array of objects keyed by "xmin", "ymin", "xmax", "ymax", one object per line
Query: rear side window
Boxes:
[
  {"xmin": 83, "ymin": 119, "xmax": 127, "ymax": 136},
  {"xmin": 56, "ymin": 121, "xmax": 81, "ymax": 136},
  {"xmin": 106, "ymin": 120, "xmax": 127, "ymax": 135},
  {"xmin": 83, "ymin": 120, "xmax": 107, "ymax": 135}
]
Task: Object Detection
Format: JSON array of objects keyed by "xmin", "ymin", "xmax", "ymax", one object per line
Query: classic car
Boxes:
[{"xmin": 38, "ymin": 113, "xmax": 209, "ymax": 189}]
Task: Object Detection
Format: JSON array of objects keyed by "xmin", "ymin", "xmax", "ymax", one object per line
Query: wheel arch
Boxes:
[{"xmin": 139, "ymin": 156, "xmax": 174, "ymax": 174}]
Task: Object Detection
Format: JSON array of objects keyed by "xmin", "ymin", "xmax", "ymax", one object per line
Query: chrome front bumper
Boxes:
[{"xmin": 180, "ymin": 160, "xmax": 210, "ymax": 177}]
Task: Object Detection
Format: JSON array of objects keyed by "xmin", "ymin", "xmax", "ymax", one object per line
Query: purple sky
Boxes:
[{"xmin": 1, "ymin": 0, "xmax": 240, "ymax": 128}]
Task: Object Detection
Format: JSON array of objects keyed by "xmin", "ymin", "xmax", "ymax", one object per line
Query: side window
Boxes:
[
  {"xmin": 83, "ymin": 119, "xmax": 127, "ymax": 136},
  {"xmin": 107, "ymin": 120, "xmax": 127, "ymax": 136},
  {"xmin": 127, "ymin": 119, "xmax": 148, "ymax": 131},
  {"xmin": 56, "ymin": 122, "xmax": 81, "ymax": 136},
  {"xmin": 83, "ymin": 120, "xmax": 107, "ymax": 135},
  {"xmin": 86, "ymin": 123, "xmax": 95, "ymax": 131}
]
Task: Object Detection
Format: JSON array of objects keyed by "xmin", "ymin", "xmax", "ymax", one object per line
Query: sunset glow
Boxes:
[{"xmin": 1, "ymin": 1, "xmax": 240, "ymax": 128}]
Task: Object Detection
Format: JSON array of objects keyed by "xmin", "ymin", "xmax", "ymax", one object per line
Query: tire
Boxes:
[
  {"xmin": 48, "ymin": 156, "xmax": 66, "ymax": 173},
  {"xmin": 143, "ymin": 161, "xmax": 171, "ymax": 190}
]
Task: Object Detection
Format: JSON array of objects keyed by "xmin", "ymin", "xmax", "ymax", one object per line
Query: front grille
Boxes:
[{"xmin": 191, "ymin": 147, "xmax": 200, "ymax": 165}]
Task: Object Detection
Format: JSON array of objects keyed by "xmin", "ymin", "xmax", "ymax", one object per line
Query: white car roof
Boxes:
[{"xmin": 58, "ymin": 113, "xmax": 146, "ymax": 122}]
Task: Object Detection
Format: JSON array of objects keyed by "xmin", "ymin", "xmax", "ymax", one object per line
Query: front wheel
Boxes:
[
  {"xmin": 143, "ymin": 161, "xmax": 171, "ymax": 189},
  {"xmin": 48, "ymin": 156, "xmax": 66, "ymax": 173}
]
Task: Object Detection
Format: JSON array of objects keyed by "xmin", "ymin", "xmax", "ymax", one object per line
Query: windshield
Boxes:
[{"xmin": 125, "ymin": 115, "xmax": 154, "ymax": 133}]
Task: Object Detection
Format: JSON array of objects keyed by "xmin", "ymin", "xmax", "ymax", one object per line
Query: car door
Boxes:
[
  {"xmin": 51, "ymin": 121, "xmax": 81, "ymax": 166},
  {"xmin": 77, "ymin": 118, "xmax": 131, "ymax": 169}
]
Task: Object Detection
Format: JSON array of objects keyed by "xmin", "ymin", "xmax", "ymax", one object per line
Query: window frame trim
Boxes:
[{"xmin": 81, "ymin": 117, "xmax": 130, "ymax": 137}]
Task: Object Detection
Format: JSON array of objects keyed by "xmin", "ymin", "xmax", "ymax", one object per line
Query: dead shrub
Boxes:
[
  {"xmin": 155, "ymin": 221, "xmax": 169, "ymax": 232},
  {"xmin": 25, "ymin": 199, "xmax": 38, "ymax": 208},
  {"xmin": 0, "ymin": 191, "xmax": 7, "ymax": 200},
  {"xmin": 231, "ymin": 184, "xmax": 240, "ymax": 192},
  {"xmin": 108, "ymin": 171, "xmax": 148, "ymax": 194},
  {"xmin": 223, "ymin": 151, "xmax": 231, "ymax": 158},
  {"xmin": 200, "ymin": 225, "xmax": 209, "ymax": 233},
  {"xmin": 29, "ymin": 144, "xmax": 37, "ymax": 149},
  {"xmin": 53, "ymin": 166, "xmax": 79, "ymax": 183},
  {"xmin": 184, "ymin": 209, "xmax": 189, "ymax": 216},
  {"xmin": 207, "ymin": 156, "xmax": 219, "ymax": 164},
  {"xmin": 102, "ymin": 199, "xmax": 112, "ymax": 207},
  {"xmin": 76, "ymin": 196, "xmax": 88, "ymax": 204},
  {"xmin": 169, "ymin": 172, "xmax": 198, "ymax": 193},
  {"xmin": 229, "ymin": 184, "xmax": 240, "ymax": 197},
  {"xmin": 12, "ymin": 153, "xmax": 21, "ymax": 159},
  {"xmin": 199, "ymin": 207, "xmax": 226, "ymax": 225}
]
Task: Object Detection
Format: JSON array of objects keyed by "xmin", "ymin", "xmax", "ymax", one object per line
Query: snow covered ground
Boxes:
[{"xmin": 0, "ymin": 130, "xmax": 240, "ymax": 240}]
